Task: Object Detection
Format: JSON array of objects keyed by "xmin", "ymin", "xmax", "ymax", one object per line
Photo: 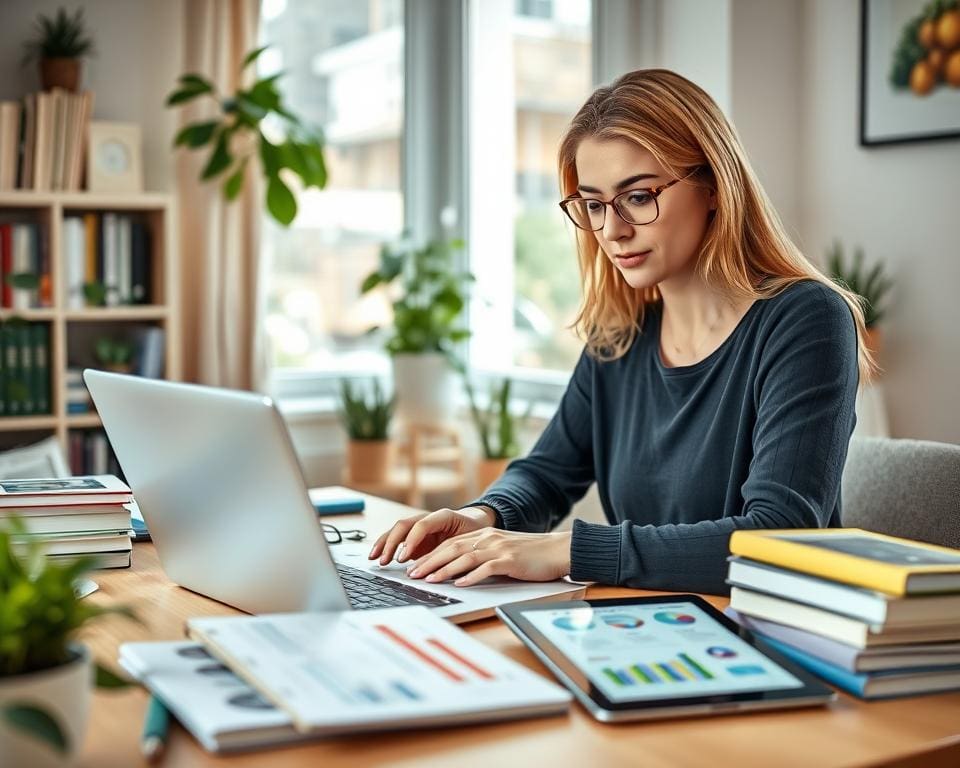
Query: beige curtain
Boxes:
[{"xmin": 177, "ymin": 0, "xmax": 267, "ymax": 391}]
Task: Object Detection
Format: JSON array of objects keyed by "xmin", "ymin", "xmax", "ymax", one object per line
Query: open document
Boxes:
[{"xmin": 187, "ymin": 606, "xmax": 571, "ymax": 734}]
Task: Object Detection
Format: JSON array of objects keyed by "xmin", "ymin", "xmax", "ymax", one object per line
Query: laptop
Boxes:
[{"xmin": 83, "ymin": 370, "xmax": 585, "ymax": 622}]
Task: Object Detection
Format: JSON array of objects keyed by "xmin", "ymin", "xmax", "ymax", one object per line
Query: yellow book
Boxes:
[
  {"xmin": 84, "ymin": 213, "xmax": 98, "ymax": 286},
  {"xmin": 728, "ymin": 529, "xmax": 960, "ymax": 596}
]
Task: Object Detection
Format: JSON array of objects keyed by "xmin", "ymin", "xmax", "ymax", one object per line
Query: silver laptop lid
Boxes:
[{"xmin": 83, "ymin": 369, "xmax": 349, "ymax": 615}]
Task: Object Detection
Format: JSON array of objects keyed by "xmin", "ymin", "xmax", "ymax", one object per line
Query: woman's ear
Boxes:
[{"xmin": 706, "ymin": 186, "xmax": 718, "ymax": 212}]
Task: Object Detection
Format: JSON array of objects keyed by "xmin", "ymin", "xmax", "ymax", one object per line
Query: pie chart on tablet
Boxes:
[{"xmin": 653, "ymin": 611, "xmax": 696, "ymax": 625}]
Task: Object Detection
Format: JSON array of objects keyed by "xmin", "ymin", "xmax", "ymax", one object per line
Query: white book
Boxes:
[
  {"xmin": 48, "ymin": 549, "xmax": 130, "ymax": 569},
  {"xmin": 1, "ymin": 508, "xmax": 131, "ymax": 535},
  {"xmin": 11, "ymin": 223, "xmax": 34, "ymax": 310},
  {"xmin": 119, "ymin": 641, "xmax": 310, "ymax": 753},
  {"xmin": 727, "ymin": 557, "xmax": 960, "ymax": 627},
  {"xmin": 729, "ymin": 587, "xmax": 960, "ymax": 648},
  {"xmin": 187, "ymin": 607, "xmax": 571, "ymax": 735},
  {"xmin": 103, "ymin": 212, "xmax": 119, "ymax": 306},
  {"xmin": 64, "ymin": 216, "xmax": 86, "ymax": 309},
  {"xmin": 50, "ymin": 88, "xmax": 66, "ymax": 190},
  {"xmin": 0, "ymin": 474, "xmax": 133, "ymax": 508},
  {"xmin": 13, "ymin": 531, "xmax": 132, "ymax": 556}
]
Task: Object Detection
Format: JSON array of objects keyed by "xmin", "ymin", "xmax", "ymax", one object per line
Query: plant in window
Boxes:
[
  {"xmin": 0, "ymin": 520, "xmax": 134, "ymax": 764},
  {"xmin": 464, "ymin": 377, "xmax": 532, "ymax": 490},
  {"xmin": 338, "ymin": 379, "xmax": 395, "ymax": 483},
  {"xmin": 360, "ymin": 235, "xmax": 474, "ymax": 427},
  {"xmin": 165, "ymin": 45, "xmax": 328, "ymax": 226},
  {"xmin": 825, "ymin": 240, "xmax": 893, "ymax": 362}
]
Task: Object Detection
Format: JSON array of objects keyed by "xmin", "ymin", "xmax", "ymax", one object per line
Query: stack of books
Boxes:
[
  {"xmin": 0, "ymin": 475, "xmax": 134, "ymax": 569},
  {"xmin": 726, "ymin": 528, "xmax": 960, "ymax": 699}
]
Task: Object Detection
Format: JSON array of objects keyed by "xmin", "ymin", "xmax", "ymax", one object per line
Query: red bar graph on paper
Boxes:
[
  {"xmin": 374, "ymin": 624, "xmax": 465, "ymax": 682},
  {"xmin": 427, "ymin": 638, "xmax": 495, "ymax": 680}
]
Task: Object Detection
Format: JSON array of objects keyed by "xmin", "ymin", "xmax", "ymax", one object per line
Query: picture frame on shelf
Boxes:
[
  {"xmin": 860, "ymin": 0, "xmax": 960, "ymax": 146},
  {"xmin": 86, "ymin": 121, "xmax": 143, "ymax": 193}
]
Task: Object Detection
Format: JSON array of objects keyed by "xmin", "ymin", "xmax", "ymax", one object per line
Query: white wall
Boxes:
[
  {"xmin": 0, "ymin": 0, "xmax": 184, "ymax": 192},
  {"xmin": 799, "ymin": 0, "xmax": 960, "ymax": 443}
]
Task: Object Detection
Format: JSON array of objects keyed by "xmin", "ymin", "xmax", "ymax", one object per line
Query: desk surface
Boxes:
[{"xmin": 80, "ymin": 492, "xmax": 960, "ymax": 768}]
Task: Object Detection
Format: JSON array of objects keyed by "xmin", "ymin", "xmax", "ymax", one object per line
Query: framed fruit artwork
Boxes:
[{"xmin": 860, "ymin": 0, "xmax": 960, "ymax": 145}]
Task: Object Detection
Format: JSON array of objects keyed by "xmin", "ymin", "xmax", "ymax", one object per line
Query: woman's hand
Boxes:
[
  {"xmin": 368, "ymin": 506, "xmax": 496, "ymax": 566},
  {"xmin": 405, "ymin": 529, "xmax": 573, "ymax": 586}
]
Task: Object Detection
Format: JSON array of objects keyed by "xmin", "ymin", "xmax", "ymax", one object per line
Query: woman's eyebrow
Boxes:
[{"xmin": 576, "ymin": 173, "xmax": 660, "ymax": 194}]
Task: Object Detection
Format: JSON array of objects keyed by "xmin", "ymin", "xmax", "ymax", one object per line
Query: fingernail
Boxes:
[
  {"xmin": 425, "ymin": 574, "xmax": 437, "ymax": 582},
  {"xmin": 409, "ymin": 569, "xmax": 421, "ymax": 578},
  {"xmin": 454, "ymin": 578, "xmax": 466, "ymax": 586}
]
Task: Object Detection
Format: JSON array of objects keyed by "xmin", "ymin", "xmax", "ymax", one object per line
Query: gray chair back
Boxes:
[{"xmin": 841, "ymin": 436, "xmax": 960, "ymax": 550}]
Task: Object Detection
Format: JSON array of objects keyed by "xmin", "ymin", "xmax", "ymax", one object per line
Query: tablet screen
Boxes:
[{"xmin": 523, "ymin": 600, "xmax": 805, "ymax": 702}]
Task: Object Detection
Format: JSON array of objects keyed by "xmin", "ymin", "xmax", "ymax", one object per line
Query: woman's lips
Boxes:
[{"xmin": 614, "ymin": 250, "xmax": 651, "ymax": 268}]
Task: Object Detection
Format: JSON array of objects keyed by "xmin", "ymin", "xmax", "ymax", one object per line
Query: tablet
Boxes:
[{"xmin": 496, "ymin": 595, "xmax": 835, "ymax": 722}]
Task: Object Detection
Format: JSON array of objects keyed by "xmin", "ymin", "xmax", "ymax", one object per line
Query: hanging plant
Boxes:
[{"xmin": 165, "ymin": 45, "xmax": 328, "ymax": 226}]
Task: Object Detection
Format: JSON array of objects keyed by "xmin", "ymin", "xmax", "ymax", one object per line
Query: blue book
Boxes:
[
  {"xmin": 759, "ymin": 634, "xmax": 960, "ymax": 700},
  {"xmin": 308, "ymin": 488, "xmax": 365, "ymax": 516}
]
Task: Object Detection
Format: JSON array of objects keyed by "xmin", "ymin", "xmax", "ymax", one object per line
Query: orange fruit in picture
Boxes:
[
  {"xmin": 945, "ymin": 50, "xmax": 960, "ymax": 86},
  {"xmin": 928, "ymin": 47, "xmax": 946, "ymax": 75},
  {"xmin": 919, "ymin": 18, "xmax": 937, "ymax": 48},
  {"xmin": 910, "ymin": 60, "xmax": 937, "ymax": 94},
  {"xmin": 936, "ymin": 10, "xmax": 960, "ymax": 50}
]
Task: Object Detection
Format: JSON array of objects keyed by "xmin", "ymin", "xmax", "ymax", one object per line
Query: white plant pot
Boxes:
[
  {"xmin": 392, "ymin": 352, "xmax": 458, "ymax": 428},
  {"xmin": 0, "ymin": 645, "xmax": 92, "ymax": 768}
]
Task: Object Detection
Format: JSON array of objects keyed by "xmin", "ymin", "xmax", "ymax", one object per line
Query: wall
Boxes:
[
  {"xmin": 800, "ymin": 0, "xmax": 960, "ymax": 443},
  {"xmin": 0, "ymin": 0, "xmax": 184, "ymax": 192}
]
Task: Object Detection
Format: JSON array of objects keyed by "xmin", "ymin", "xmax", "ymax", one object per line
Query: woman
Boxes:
[{"xmin": 368, "ymin": 69, "xmax": 870, "ymax": 595}]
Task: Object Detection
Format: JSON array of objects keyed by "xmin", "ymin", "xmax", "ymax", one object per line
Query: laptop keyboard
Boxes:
[{"xmin": 336, "ymin": 563, "xmax": 462, "ymax": 610}]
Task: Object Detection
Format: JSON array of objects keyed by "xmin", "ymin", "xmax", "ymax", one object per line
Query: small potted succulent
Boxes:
[
  {"xmin": 826, "ymin": 240, "xmax": 893, "ymax": 362},
  {"xmin": 0, "ymin": 520, "xmax": 133, "ymax": 767},
  {"xmin": 93, "ymin": 337, "xmax": 134, "ymax": 374},
  {"xmin": 464, "ymin": 377, "xmax": 532, "ymax": 491},
  {"xmin": 338, "ymin": 379, "xmax": 396, "ymax": 484},
  {"xmin": 21, "ymin": 7, "xmax": 96, "ymax": 93}
]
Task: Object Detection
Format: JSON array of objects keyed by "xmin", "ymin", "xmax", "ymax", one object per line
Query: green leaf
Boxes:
[
  {"xmin": 242, "ymin": 45, "xmax": 270, "ymax": 69},
  {"xmin": 360, "ymin": 273, "xmax": 383, "ymax": 293},
  {"xmin": 245, "ymin": 77, "xmax": 283, "ymax": 112},
  {"xmin": 165, "ymin": 83, "xmax": 212, "ymax": 106},
  {"xmin": 235, "ymin": 95, "xmax": 269, "ymax": 125},
  {"xmin": 223, "ymin": 159, "xmax": 248, "ymax": 201},
  {"xmin": 95, "ymin": 663, "xmax": 132, "ymax": 689},
  {"xmin": 173, "ymin": 120, "xmax": 219, "ymax": 148},
  {"xmin": 4, "ymin": 273, "xmax": 39, "ymax": 290},
  {"xmin": 266, "ymin": 175, "xmax": 297, "ymax": 226},
  {"xmin": 178, "ymin": 73, "xmax": 214, "ymax": 91},
  {"xmin": 258, "ymin": 134, "xmax": 281, "ymax": 176},
  {"xmin": 83, "ymin": 282, "xmax": 106, "ymax": 306},
  {"xmin": 201, "ymin": 130, "xmax": 233, "ymax": 180},
  {"xmin": 3, "ymin": 704, "xmax": 69, "ymax": 755}
]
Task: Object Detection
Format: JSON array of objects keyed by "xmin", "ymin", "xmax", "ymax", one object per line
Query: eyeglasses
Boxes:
[
  {"xmin": 322, "ymin": 523, "xmax": 367, "ymax": 544},
  {"xmin": 559, "ymin": 176, "xmax": 688, "ymax": 231}
]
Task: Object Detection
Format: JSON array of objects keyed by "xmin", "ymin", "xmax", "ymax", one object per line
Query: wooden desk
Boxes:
[{"xmin": 80, "ymin": 494, "xmax": 960, "ymax": 768}]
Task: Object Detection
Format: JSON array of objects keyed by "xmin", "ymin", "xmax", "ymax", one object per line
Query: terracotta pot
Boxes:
[
  {"xmin": 0, "ymin": 644, "xmax": 92, "ymax": 768},
  {"xmin": 863, "ymin": 326, "xmax": 882, "ymax": 365},
  {"xmin": 40, "ymin": 58, "xmax": 82, "ymax": 92},
  {"xmin": 476, "ymin": 457, "xmax": 510, "ymax": 491},
  {"xmin": 346, "ymin": 439, "xmax": 392, "ymax": 483}
]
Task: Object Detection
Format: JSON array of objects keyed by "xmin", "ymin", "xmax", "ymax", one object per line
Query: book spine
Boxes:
[
  {"xmin": 2, "ymin": 326, "xmax": 17, "ymax": 415},
  {"xmin": 759, "ymin": 635, "xmax": 868, "ymax": 698},
  {"xmin": 32, "ymin": 323, "xmax": 49, "ymax": 414},
  {"xmin": 130, "ymin": 219, "xmax": 149, "ymax": 304},
  {"xmin": 16, "ymin": 323, "xmax": 34, "ymax": 415},
  {"xmin": 103, "ymin": 213, "xmax": 119, "ymax": 306},
  {"xmin": 118, "ymin": 215, "xmax": 132, "ymax": 305},
  {"xmin": 729, "ymin": 532, "xmax": 909, "ymax": 596},
  {"xmin": 0, "ymin": 223, "xmax": 11, "ymax": 308}
]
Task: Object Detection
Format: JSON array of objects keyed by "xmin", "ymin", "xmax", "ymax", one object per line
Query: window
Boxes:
[
  {"xmin": 468, "ymin": 0, "xmax": 592, "ymax": 375},
  {"xmin": 259, "ymin": 0, "xmax": 404, "ymax": 391}
]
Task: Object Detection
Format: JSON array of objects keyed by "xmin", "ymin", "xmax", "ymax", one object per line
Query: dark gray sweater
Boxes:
[{"xmin": 470, "ymin": 280, "xmax": 859, "ymax": 595}]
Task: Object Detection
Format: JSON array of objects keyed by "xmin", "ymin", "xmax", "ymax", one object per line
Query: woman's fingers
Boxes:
[
  {"xmin": 407, "ymin": 535, "xmax": 480, "ymax": 579},
  {"xmin": 398, "ymin": 516, "xmax": 448, "ymax": 562},
  {"xmin": 421, "ymin": 550, "xmax": 491, "ymax": 584},
  {"xmin": 453, "ymin": 559, "xmax": 503, "ymax": 587},
  {"xmin": 374, "ymin": 517, "xmax": 421, "ymax": 565}
]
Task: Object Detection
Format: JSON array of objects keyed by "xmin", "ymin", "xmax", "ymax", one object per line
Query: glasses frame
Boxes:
[{"xmin": 559, "ymin": 175, "xmax": 689, "ymax": 231}]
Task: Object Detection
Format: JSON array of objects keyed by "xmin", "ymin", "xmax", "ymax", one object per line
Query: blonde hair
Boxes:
[{"xmin": 559, "ymin": 69, "xmax": 875, "ymax": 383}]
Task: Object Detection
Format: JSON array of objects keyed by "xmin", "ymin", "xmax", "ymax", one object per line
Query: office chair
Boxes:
[{"xmin": 841, "ymin": 436, "xmax": 960, "ymax": 550}]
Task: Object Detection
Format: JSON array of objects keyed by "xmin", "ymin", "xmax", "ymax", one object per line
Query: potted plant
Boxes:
[
  {"xmin": 361, "ymin": 236, "xmax": 473, "ymax": 427},
  {"xmin": 464, "ymin": 377, "xmax": 531, "ymax": 491},
  {"xmin": 826, "ymin": 240, "xmax": 893, "ymax": 361},
  {"xmin": 166, "ymin": 46, "xmax": 328, "ymax": 226},
  {"xmin": 0, "ymin": 521, "xmax": 133, "ymax": 767},
  {"xmin": 338, "ymin": 379, "xmax": 396, "ymax": 484},
  {"xmin": 21, "ymin": 7, "xmax": 96, "ymax": 93},
  {"xmin": 93, "ymin": 337, "xmax": 134, "ymax": 374}
]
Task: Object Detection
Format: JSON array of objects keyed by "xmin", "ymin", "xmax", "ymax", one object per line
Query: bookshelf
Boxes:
[{"xmin": 0, "ymin": 190, "xmax": 180, "ymax": 468}]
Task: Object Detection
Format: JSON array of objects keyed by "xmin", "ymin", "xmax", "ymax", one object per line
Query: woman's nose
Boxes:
[{"xmin": 601, "ymin": 206, "xmax": 632, "ymax": 241}]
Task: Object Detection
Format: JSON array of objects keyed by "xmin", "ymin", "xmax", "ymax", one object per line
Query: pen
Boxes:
[{"xmin": 140, "ymin": 694, "xmax": 170, "ymax": 763}]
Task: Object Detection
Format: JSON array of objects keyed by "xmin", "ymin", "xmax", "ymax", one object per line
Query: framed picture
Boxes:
[
  {"xmin": 86, "ymin": 121, "xmax": 144, "ymax": 193},
  {"xmin": 860, "ymin": 0, "xmax": 960, "ymax": 146}
]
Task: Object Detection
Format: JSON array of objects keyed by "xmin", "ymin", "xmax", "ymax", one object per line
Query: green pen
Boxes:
[{"xmin": 141, "ymin": 694, "xmax": 171, "ymax": 763}]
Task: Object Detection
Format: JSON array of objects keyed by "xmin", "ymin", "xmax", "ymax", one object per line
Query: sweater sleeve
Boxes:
[
  {"xmin": 569, "ymin": 286, "xmax": 860, "ymax": 594},
  {"xmin": 464, "ymin": 349, "xmax": 596, "ymax": 533}
]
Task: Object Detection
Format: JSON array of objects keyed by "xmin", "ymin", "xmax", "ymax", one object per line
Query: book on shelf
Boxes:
[
  {"xmin": 728, "ymin": 587, "xmax": 960, "ymax": 648},
  {"xmin": 0, "ymin": 220, "xmax": 48, "ymax": 310},
  {"xmin": 0, "ymin": 100, "xmax": 21, "ymax": 190},
  {"xmin": 0, "ymin": 474, "xmax": 133, "ymax": 507},
  {"xmin": 725, "ymin": 607, "xmax": 960, "ymax": 673},
  {"xmin": 757, "ymin": 634, "xmax": 960, "ymax": 700},
  {"xmin": 727, "ymin": 557, "xmax": 960, "ymax": 627},
  {"xmin": 0, "ymin": 321, "xmax": 52, "ymax": 416},
  {"xmin": 185, "ymin": 607, "xmax": 571, "ymax": 737},
  {"xmin": 728, "ymin": 528, "xmax": 960, "ymax": 596},
  {"xmin": 119, "ymin": 641, "xmax": 311, "ymax": 753}
]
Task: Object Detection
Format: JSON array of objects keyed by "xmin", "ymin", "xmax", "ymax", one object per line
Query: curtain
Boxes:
[{"xmin": 177, "ymin": 0, "xmax": 266, "ymax": 391}]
